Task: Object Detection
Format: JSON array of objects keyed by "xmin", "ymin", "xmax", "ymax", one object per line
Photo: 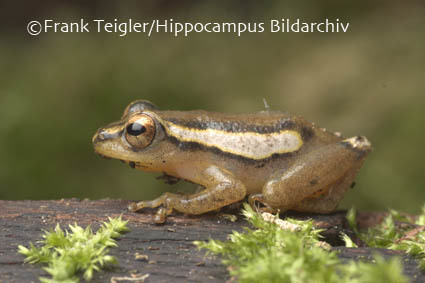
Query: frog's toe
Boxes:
[
  {"xmin": 153, "ymin": 208, "xmax": 167, "ymax": 224},
  {"xmin": 153, "ymin": 206, "xmax": 174, "ymax": 224},
  {"xmin": 257, "ymin": 206, "xmax": 278, "ymax": 214},
  {"xmin": 248, "ymin": 194, "xmax": 278, "ymax": 214},
  {"xmin": 128, "ymin": 201, "xmax": 143, "ymax": 212},
  {"xmin": 248, "ymin": 193, "xmax": 263, "ymax": 208},
  {"xmin": 128, "ymin": 199, "xmax": 155, "ymax": 212}
]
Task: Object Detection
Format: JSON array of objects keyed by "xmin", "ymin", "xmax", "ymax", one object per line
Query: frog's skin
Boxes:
[{"xmin": 92, "ymin": 100, "xmax": 372, "ymax": 223}]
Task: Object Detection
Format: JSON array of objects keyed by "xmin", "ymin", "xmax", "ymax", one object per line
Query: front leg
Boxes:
[{"xmin": 128, "ymin": 166, "xmax": 246, "ymax": 223}]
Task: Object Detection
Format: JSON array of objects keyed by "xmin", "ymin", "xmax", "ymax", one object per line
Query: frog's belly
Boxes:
[
  {"xmin": 238, "ymin": 172, "xmax": 268, "ymax": 194},
  {"xmin": 230, "ymin": 163, "xmax": 286, "ymax": 195}
]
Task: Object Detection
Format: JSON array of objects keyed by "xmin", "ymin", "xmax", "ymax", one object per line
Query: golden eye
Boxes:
[{"xmin": 125, "ymin": 114, "xmax": 156, "ymax": 150}]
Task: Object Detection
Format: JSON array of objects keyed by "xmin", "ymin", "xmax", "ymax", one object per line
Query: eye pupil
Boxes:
[{"xmin": 126, "ymin": 123, "xmax": 146, "ymax": 136}]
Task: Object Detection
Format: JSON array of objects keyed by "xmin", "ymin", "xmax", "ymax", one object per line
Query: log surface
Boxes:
[{"xmin": 0, "ymin": 199, "xmax": 423, "ymax": 282}]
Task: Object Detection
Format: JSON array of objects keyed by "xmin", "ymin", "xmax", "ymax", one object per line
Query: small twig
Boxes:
[
  {"xmin": 395, "ymin": 221, "xmax": 423, "ymax": 230},
  {"xmin": 396, "ymin": 225, "xmax": 425, "ymax": 243},
  {"xmin": 111, "ymin": 273, "xmax": 149, "ymax": 283}
]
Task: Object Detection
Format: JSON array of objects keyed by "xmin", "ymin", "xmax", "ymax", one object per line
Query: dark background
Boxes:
[{"xmin": 1, "ymin": 1, "xmax": 424, "ymax": 213}]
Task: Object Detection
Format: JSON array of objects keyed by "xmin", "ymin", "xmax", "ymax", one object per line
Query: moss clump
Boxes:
[
  {"xmin": 195, "ymin": 204, "xmax": 408, "ymax": 283},
  {"xmin": 347, "ymin": 205, "xmax": 425, "ymax": 270},
  {"xmin": 18, "ymin": 216, "xmax": 129, "ymax": 282}
]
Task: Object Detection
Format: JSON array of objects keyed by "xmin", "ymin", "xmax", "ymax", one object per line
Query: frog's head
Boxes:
[{"xmin": 92, "ymin": 100, "xmax": 169, "ymax": 171}]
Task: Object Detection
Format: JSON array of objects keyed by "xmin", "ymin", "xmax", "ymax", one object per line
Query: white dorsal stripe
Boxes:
[{"xmin": 164, "ymin": 121, "xmax": 303, "ymax": 159}]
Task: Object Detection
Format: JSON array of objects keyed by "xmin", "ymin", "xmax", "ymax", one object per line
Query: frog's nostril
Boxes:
[
  {"xmin": 92, "ymin": 129, "xmax": 106, "ymax": 143},
  {"xmin": 93, "ymin": 128, "xmax": 122, "ymax": 143},
  {"xmin": 98, "ymin": 132, "xmax": 106, "ymax": 141}
]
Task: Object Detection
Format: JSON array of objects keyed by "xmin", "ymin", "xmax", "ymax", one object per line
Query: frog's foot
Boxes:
[
  {"xmin": 248, "ymin": 194, "xmax": 278, "ymax": 214},
  {"xmin": 128, "ymin": 193, "xmax": 170, "ymax": 212},
  {"xmin": 152, "ymin": 206, "xmax": 173, "ymax": 224},
  {"xmin": 128, "ymin": 193, "xmax": 175, "ymax": 224}
]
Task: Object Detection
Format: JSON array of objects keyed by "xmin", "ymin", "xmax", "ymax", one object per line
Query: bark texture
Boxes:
[{"xmin": 0, "ymin": 199, "xmax": 423, "ymax": 282}]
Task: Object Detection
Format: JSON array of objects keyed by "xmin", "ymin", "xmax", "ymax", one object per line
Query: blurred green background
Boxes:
[{"xmin": 1, "ymin": 1, "xmax": 424, "ymax": 213}]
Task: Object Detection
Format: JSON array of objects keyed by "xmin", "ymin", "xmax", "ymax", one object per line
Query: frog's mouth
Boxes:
[
  {"xmin": 93, "ymin": 126, "xmax": 154, "ymax": 171},
  {"xmin": 95, "ymin": 152, "xmax": 112, "ymax": 160},
  {"xmin": 94, "ymin": 145, "xmax": 150, "ymax": 170},
  {"xmin": 123, "ymin": 160, "xmax": 148, "ymax": 170},
  {"xmin": 92, "ymin": 127, "xmax": 129, "ymax": 160}
]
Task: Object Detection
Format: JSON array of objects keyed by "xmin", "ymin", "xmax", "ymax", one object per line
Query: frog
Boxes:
[{"xmin": 92, "ymin": 100, "xmax": 372, "ymax": 223}]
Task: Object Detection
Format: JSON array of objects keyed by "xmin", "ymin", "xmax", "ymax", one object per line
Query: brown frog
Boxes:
[{"xmin": 92, "ymin": 100, "xmax": 372, "ymax": 223}]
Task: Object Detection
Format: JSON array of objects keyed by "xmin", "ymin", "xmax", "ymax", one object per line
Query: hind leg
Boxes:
[
  {"xmin": 250, "ymin": 137, "xmax": 370, "ymax": 213},
  {"xmin": 290, "ymin": 164, "xmax": 360, "ymax": 213}
]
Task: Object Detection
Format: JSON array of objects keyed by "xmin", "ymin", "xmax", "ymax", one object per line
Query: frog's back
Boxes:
[
  {"xmin": 158, "ymin": 110, "xmax": 297, "ymax": 132},
  {"xmin": 156, "ymin": 109, "xmax": 342, "ymax": 148}
]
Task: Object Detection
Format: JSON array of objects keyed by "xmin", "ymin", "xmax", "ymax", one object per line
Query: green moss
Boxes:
[
  {"xmin": 347, "ymin": 205, "xmax": 425, "ymax": 271},
  {"xmin": 195, "ymin": 204, "xmax": 408, "ymax": 283},
  {"xmin": 18, "ymin": 216, "xmax": 129, "ymax": 282}
]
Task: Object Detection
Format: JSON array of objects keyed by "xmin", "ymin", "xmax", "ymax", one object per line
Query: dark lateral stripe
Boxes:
[{"xmin": 164, "ymin": 118, "xmax": 296, "ymax": 134}]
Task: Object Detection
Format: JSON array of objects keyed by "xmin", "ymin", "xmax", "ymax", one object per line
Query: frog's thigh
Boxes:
[
  {"xmin": 291, "ymin": 163, "xmax": 362, "ymax": 213},
  {"xmin": 166, "ymin": 165, "xmax": 246, "ymax": 215},
  {"xmin": 261, "ymin": 142, "xmax": 363, "ymax": 212}
]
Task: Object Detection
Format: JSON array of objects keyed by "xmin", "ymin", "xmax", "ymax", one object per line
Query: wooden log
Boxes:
[{"xmin": 0, "ymin": 199, "xmax": 423, "ymax": 282}]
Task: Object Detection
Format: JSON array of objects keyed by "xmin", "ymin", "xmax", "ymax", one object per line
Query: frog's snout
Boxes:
[
  {"xmin": 92, "ymin": 127, "xmax": 121, "ymax": 145},
  {"xmin": 92, "ymin": 127, "xmax": 123, "ymax": 160},
  {"xmin": 92, "ymin": 128, "xmax": 106, "ymax": 144}
]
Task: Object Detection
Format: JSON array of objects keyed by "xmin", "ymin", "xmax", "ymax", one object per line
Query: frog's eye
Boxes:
[{"xmin": 125, "ymin": 114, "xmax": 156, "ymax": 150}]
